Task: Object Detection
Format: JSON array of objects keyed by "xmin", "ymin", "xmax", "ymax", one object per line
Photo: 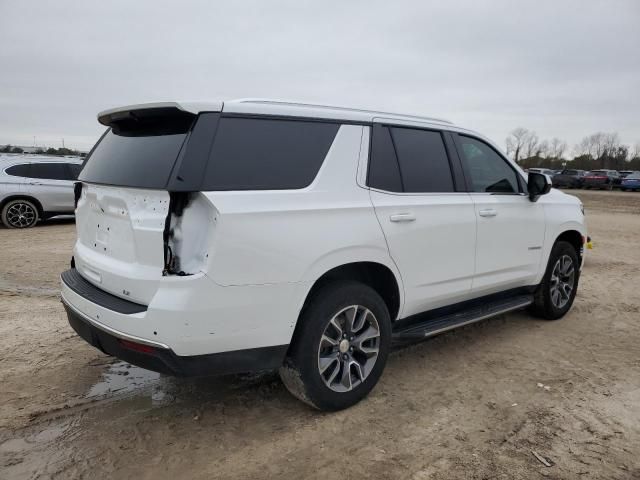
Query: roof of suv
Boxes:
[{"xmin": 98, "ymin": 98, "xmax": 454, "ymax": 128}]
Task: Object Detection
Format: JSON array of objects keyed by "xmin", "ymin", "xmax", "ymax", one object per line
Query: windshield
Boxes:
[{"xmin": 625, "ymin": 173, "xmax": 640, "ymax": 179}]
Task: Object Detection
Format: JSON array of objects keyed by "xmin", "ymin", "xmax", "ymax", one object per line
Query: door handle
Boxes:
[
  {"xmin": 390, "ymin": 213, "xmax": 416, "ymax": 222},
  {"xmin": 478, "ymin": 208, "xmax": 497, "ymax": 217}
]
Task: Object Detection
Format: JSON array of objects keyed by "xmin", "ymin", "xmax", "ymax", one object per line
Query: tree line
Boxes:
[
  {"xmin": 506, "ymin": 128, "xmax": 640, "ymax": 171},
  {"xmin": 0, "ymin": 144, "xmax": 86, "ymax": 157}
]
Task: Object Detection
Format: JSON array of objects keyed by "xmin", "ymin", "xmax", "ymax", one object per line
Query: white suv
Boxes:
[{"xmin": 61, "ymin": 99, "xmax": 587, "ymax": 410}]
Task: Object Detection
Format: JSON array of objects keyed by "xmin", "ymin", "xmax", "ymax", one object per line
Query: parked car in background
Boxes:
[
  {"xmin": 0, "ymin": 156, "xmax": 83, "ymax": 228},
  {"xmin": 527, "ymin": 168, "xmax": 557, "ymax": 177},
  {"xmin": 552, "ymin": 169, "xmax": 587, "ymax": 189},
  {"xmin": 613, "ymin": 170, "xmax": 635, "ymax": 189},
  {"xmin": 620, "ymin": 172, "xmax": 640, "ymax": 191},
  {"xmin": 582, "ymin": 170, "xmax": 619, "ymax": 190}
]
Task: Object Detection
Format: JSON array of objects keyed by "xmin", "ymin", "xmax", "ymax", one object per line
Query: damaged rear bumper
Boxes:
[{"xmin": 61, "ymin": 268, "xmax": 288, "ymax": 376}]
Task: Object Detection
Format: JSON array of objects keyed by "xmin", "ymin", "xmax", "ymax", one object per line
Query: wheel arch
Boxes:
[
  {"xmin": 554, "ymin": 229, "xmax": 584, "ymax": 260},
  {"xmin": 300, "ymin": 261, "xmax": 403, "ymax": 323},
  {"xmin": 0, "ymin": 195, "xmax": 44, "ymax": 219}
]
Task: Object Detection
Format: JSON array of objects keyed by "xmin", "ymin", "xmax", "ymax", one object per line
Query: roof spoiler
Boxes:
[{"xmin": 97, "ymin": 101, "xmax": 223, "ymax": 127}]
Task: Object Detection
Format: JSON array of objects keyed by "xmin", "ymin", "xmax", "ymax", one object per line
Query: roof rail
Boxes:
[{"xmin": 230, "ymin": 98, "xmax": 453, "ymax": 125}]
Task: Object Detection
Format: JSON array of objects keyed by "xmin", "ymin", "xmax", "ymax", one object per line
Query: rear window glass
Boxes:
[
  {"xmin": 79, "ymin": 130, "xmax": 188, "ymax": 188},
  {"xmin": 201, "ymin": 117, "xmax": 339, "ymax": 191},
  {"xmin": 562, "ymin": 170, "xmax": 579, "ymax": 175}
]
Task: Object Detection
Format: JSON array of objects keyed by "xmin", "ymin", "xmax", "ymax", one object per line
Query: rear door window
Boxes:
[
  {"xmin": 456, "ymin": 136, "xmax": 520, "ymax": 193},
  {"xmin": 201, "ymin": 117, "xmax": 339, "ymax": 190},
  {"xmin": 367, "ymin": 125, "xmax": 403, "ymax": 192},
  {"xmin": 367, "ymin": 125, "xmax": 455, "ymax": 193},
  {"xmin": 29, "ymin": 163, "xmax": 73, "ymax": 180},
  {"xmin": 389, "ymin": 127, "xmax": 454, "ymax": 193}
]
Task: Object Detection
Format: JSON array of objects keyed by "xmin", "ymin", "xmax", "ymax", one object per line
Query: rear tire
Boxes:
[
  {"xmin": 1, "ymin": 199, "xmax": 39, "ymax": 228},
  {"xmin": 529, "ymin": 241, "xmax": 580, "ymax": 320},
  {"xmin": 279, "ymin": 281, "xmax": 391, "ymax": 411}
]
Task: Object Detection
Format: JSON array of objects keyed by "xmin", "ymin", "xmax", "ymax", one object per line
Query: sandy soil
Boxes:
[{"xmin": 1, "ymin": 190, "xmax": 639, "ymax": 479}]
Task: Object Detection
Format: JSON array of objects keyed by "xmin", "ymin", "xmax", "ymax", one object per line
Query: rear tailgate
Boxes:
[
  {"xmin": 74, "ymin": 184, "xmax": 169, "ymax": 304},
  {"xmin": 73, "ymin": 104, "xmax": 219, "ymax": 305}
]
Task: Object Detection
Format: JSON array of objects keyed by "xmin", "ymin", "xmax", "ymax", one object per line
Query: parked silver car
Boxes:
[{"xmin": 0, "ymin": 155, "xmax": 83, "ymax": 228}]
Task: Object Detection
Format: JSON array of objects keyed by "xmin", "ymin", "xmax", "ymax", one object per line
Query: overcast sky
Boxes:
[{"xmin": 1, "ymin": 0, "xmax": 638, "ymax": 152}]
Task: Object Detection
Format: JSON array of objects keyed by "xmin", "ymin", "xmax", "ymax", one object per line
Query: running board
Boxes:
[{"xmin": 392, "ymin": 294, "xmax": 533, "ymax": 341}]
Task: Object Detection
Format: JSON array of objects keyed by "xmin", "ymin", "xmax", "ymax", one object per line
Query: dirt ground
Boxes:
[{"xmin": 1, "ymin": 189, "xmax": 639, "ymax": 479}]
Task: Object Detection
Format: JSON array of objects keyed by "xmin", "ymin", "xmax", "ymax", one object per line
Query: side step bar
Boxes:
[{"xmin": 392, "ymin": 294, "xmax": 533, "ymax": 341}]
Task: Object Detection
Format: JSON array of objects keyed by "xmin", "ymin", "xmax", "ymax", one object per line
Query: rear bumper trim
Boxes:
[
  {"xmin": 61, "ymin": 295, "xmax": 169, "ymax": 349},
  {"xmin": 62, "ymin": 297, "xmax": 288, "ymax": 377},
  {"xmin": 61, "ymin": 268, "xmax": 147, "ymax": 314}
]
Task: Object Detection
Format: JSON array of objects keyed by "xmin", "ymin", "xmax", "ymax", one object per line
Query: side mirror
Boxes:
[{"xmin": 528, "ymin": 172, "xmax": 552, "ymax": 202}]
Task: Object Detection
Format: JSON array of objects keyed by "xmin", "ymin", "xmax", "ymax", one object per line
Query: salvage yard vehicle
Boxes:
[
  {"xmin": 527, "ymin": 168, "xmax": 557, "ymax": 177},
  {"xmin": 61, "ymin": 100, "xmax": 587, "ymax": 411},
  {"xmin": 552, "ymin": 169, "xmax": 587, "ymax": 189},
  {"xmin": 1, "ymin": 157, "xmax": 83, "ymax": 228},
  {"xmin": 620, "ymin": 172, "xmax": 640, "ymax": 191},
  {"xmin": 582, "ymin": 170, "xmax": 619, "ymax": 190},
  {"xmin": 614, "ymin": 170, "xmax": 635, "ymax": 189}
]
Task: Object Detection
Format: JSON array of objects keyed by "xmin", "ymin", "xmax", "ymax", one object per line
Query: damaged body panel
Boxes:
[
  {"xmin": 74, "ymin": 183, "xmax": 170, "ymax": 304},
  {"xmin": 164, "ymin": 192, "xmax": 216, "ymax": 276}
]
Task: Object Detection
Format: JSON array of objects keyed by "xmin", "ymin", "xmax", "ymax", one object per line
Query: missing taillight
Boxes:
[{"xmin": 163, "ymin": 191, "xmax": 211, "ymax": 277}]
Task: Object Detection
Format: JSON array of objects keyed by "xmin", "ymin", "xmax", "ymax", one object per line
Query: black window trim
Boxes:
[
  {"xmin": 365, "ymin": 123, "xmax": 466, "ymax": 195},
  {"xmin": 451, "ymin": 132, "xmax": 527, "ymax": 195}
]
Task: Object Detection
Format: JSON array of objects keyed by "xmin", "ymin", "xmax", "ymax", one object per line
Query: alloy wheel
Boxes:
[
  {"xmin": 6, "ymin": 202, "xmax": 37, "ymax": 228},
  {"xmin": 550, "ymin": 254, "xmax": 575, "ymax": 309},
  {"xmin": 317, "ymin": 305, "xmax": 380, "ymax": 392}
]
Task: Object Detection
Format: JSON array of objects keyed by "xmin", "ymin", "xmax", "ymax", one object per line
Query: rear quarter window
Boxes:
[
  {"xmin": 201, "ymin": 117, "xmax": 339, "ymax": 191},
  {"xmin": 4, "ymin": 163, "xmax": 30, "ymax": 177}
]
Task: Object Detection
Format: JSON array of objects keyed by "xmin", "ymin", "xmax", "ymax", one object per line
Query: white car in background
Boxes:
[
  {"xmin": 0, "ymin": 156, "xmax": 83, "ymax": 228},
  {"xmin": 61, "ymin": 99, "xmax": 587, "ymax": 411}
]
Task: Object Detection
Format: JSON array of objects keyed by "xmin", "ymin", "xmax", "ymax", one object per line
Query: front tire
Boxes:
[
  {"xmin": 530, "ymin": 241, "xmax": 580, "ymax": 320},
  {"xmin": 1, "ymin": 199, "xmax": 39, "ymax": 228},
  {"xmin": 280, "ymin": 281, "xmax": 391, "ymax": 411}
]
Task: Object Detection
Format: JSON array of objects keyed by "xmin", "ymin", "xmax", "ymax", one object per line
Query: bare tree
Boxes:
[
  {"xmin": 548, "ymin": 138, "xmax": 567, "ymax": 160},
  {"xmin": 523, "ymin": 131, "xmax": 539, "ymax": 159},
  {"xmin": 575, "ymin": 133, "xmax": 600, "ymax": 159},
  {"xmin": 505, "ymin": 127, "xmax": 530, "ymax": 163},
  {"xmin": 536, "ymin": 139, "xmax": 549, "ymax": 158}
]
